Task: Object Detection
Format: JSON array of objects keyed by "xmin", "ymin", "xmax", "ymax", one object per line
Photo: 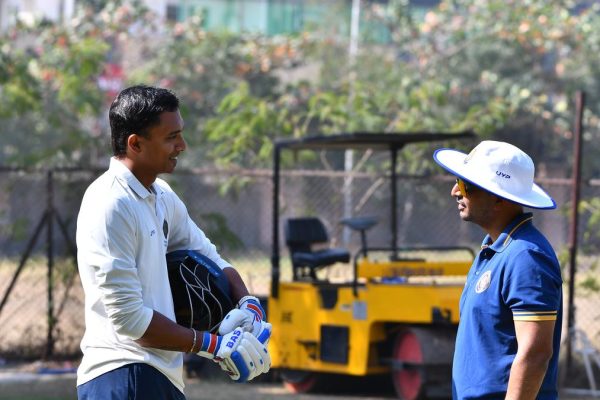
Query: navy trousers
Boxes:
[{"xmin": 77, "ymin": 363, "xmax": 186, "ymax": 400}]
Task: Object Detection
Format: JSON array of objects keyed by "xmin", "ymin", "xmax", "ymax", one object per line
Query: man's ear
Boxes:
[
  {"xmin": 127, "ymin": 134, "xmax": 143, "ymax": 154},
  {"xmin": 491, "ymin": 195, "xmax": 504, "ymax": 211}
]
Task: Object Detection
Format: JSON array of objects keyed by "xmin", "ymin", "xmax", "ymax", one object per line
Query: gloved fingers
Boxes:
[
  {"xmin": 219, "ymin": 356, "xmax": 241, "ymax": 381},
  {"xmin": 242, "ymin": 332, "xmax": 271, "ymax": 374},
  {"xmin": 219, "ymin": 309, "xmax": 254, "ymax": 335},
  {"xmin": 256, "ymin": 321, "xmax": 272, "ymax": 344},
  {"xmin": 260, "ymin": 341, "xmax": 272, "ymax": 373},
  {"xmin": 241, "ymin": 337, "xmax": 268, "ymax": 378},
  {"xmin": 235, "ymin": 344, "xmax": 258, "ymax": 382},
  {"xmin": 221, "ymin": 310, "xmax": 271, "ymax": 340},
  {"xmin": 229, "ymin": 345, "xmax": 262, "ymax": 382}
]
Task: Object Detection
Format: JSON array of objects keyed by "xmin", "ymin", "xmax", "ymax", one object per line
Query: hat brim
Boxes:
[{"xmin": 433, "ymin": 148, "xmax": 556, "ymax": 210}]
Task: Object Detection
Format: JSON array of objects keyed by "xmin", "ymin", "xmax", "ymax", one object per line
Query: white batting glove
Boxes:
[
  {"xmin": 217, "ymin": 328, "xmax": 272, "ymax": 381},
  {"xmin": 197, "ymin": 326, "xmax": 272, "ymax": 382},
  {"xmin": 219, "ymin": 295, "xmax": 266, "ymax": 337},
  {"xmin": 219, "ymin": 309, "xmax": 271, "ymax": 340}
]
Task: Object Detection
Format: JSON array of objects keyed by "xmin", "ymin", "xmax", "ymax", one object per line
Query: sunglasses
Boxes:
[{"xmin": 455, "ymin": 177, "xmax": 479, "ymax": 197}]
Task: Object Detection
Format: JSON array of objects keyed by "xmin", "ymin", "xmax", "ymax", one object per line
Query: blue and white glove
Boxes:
[
  {"xmin": 219, "ymin": 295, "xmax": 267, "ymax": 338},
  {"xmin": 197, "ymin": 326, "xmax": 271, "ymax": 382}
]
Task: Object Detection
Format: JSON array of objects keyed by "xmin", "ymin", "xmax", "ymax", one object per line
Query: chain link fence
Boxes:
[{"xmin": 0, "ymin": 161, "xmax": 597, "ymax": 379}]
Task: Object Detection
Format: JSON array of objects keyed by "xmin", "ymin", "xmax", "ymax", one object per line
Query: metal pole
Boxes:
[
  {"xmin": 0, "ymin": 0, "xmax": 4, "ymax": 32},
  {"xmin": 343, "ymin": 0, "xmax": 361, "ymax": 245},
  {"xmin": 45, "ymin": 170, "xmax": 55, "ymax": 359},
  {"xmin": 270, "ymin": 146, "xmax": 281, "ymax": 298},
  {"xmin": 58, "ymin": 0, "xmax": 65, "ymax": 24},
  {"xmin": 391, "ymin": 147, "xmax": 398, "ymax": 257},
  {"xmin": 0, "ymin": 212, "xmax": 48, "ymax": 317},
  {"xmin": 565, "ymin": 91, "xmax": 585, "ymax": 373},
  {"xmin": 349, "ymin": 0, "xmax": 361, "ymax": 60},
  {"xmin": 53, "ymin": 212, "xmax": 78, "ymax": 321}
]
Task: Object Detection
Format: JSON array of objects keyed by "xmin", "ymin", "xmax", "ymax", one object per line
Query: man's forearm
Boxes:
[
  {"xmin": 223, "ymin": 267, "xmax": 250, "ymax": 304},
  {"xmin": 136, "ymin": 310, "xmax": 195, "ymax": 352}
]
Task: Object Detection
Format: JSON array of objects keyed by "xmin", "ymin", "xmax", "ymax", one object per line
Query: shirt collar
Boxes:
[
  {"xmin": 109, "ymin": 157, "xmax": 164, "ymax": 200},
  {"xmin": 480, "ymin": 212, "xmax": 534, "ymax": 253}
]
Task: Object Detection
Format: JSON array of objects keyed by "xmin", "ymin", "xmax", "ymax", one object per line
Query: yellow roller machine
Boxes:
[{"xmin": 268, "ymin": 133, "xmax": 475, "ymax": 399}]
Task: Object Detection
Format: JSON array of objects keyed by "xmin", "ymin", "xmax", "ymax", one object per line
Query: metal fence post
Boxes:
[
  {"xmin": 45, "ymin": 170, "xmax": 55, "ymax": 359},
  {"xmin": 566, "ymin": 91, "xmax": 585, "ymax": 374}
]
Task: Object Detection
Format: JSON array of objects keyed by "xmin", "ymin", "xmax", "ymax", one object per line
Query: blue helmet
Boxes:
[{"xmin": 166, "ymin": 250, "xmax": 234, "ymax": 333}]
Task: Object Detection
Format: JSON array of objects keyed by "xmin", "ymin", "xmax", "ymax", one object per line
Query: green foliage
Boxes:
[
  {"xmin": 199, "ymin": 212, "xmax": 244, "ymax": 251},
  {"xmin": 579, "ymin": 198, "xmax": 600, "ymax": 253},
  {"xmin": 128, "ymin": 16, "xmax": 309, "ymax": 168},
  {"xmin": 579, "ymin": 275, "xmax": 600, "ymax": 293},
  {"xmin": 4, "ymin": 0, "xmax": 600, "ymax": 274},
  {"xmin": 201, "ymin": 0, "xmax": 546, "ymax": 169},
  {"xmin": 3, "ymin": 0, "xmax": 600, "ymax": 193},
  {"xmin": 3, "ymin": 0, "xmax": 598, "ymax": 171},
  {"xmin": 204, "ymin": 82, "xmax": 287, "ymax": 167},
  {"xmin": 0, "ymin": 1, "xmax": 147, "ymax": 166},
  {"xmin": 199, "ymin": 0, "xmax": 600, "ymax": 174},
  {"xmin": 0, "ymin": 48, "xmax": 41, "ymax": 117},
  {"xmin": 9, "ymin": 217, "xmax": 30, "ymax": 243}
]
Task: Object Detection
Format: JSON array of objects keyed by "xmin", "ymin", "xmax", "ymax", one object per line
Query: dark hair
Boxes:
[{"xmin": 109, "ymin": 85, "xmax": 180, "ymax": 157}]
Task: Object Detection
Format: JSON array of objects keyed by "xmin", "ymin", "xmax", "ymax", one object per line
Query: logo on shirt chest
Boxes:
[{"xmin": 475, "ymin": 270, "xmax": 492, "ymax": 293}]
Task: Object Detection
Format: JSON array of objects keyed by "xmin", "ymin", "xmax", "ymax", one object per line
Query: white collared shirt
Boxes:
[{"xmin": 76, "ymin": 158, "xmax": 232, "ymax": 392}]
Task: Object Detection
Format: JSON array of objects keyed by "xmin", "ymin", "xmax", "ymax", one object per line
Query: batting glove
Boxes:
[
  {"xmin": 197, "ymin": 326, "xmax": 271, "ymax": 382},
  {"xmin": 219, "ymin": 295, "xmax": 266, "ymax": 338}
]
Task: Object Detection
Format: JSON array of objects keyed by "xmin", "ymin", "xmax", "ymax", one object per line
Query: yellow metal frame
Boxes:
[
  {"xmin": 268, "ymin": 257, "xmax": 470, "ymax": 375},
  {"xmin": 358, "ymin": 258, "xmax": 470, "ymax": 279}
]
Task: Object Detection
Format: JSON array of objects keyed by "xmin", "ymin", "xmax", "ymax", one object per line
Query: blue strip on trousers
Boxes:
[{"xmin": 77, "ymin": 363, "xmax": 186, "ymax": 400}]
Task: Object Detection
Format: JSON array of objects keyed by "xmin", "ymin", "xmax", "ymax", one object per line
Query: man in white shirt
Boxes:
[{"xmin": 76, "ymin": 85, "xmax": 270, "ymax": 399}]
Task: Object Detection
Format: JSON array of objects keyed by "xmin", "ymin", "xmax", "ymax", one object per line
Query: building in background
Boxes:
[
  {"xmin": 174, "ymin": 0, "xmax": 440, "ymax": 38},
  {"xmin": 176, "ymin": 0, "xmax": 312, "ymax": 35},
  {"xmin": 0, "ymin": 0, "xmax": 76, "ymax": 29},
  {"xmin": 0, "ymin": 0, "xmax": 439, "ymax": 38}
]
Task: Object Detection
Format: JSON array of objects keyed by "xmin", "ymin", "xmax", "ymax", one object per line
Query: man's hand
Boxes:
[
  {"xmin": 238, "ymin": 295, "xmax": 265, "ymax": 321},
  {"xmin": 197, "ymin": 326, "xmax": 271, "ymax": 382},
  {"xmin": 219, "ymin": 295, "xmax": 267, "ymax": 338}
]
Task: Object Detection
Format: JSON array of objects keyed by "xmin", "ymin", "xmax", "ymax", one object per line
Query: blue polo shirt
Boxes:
[{"xmin": 452, "ymin": 213, "xmax": 562, "ymax": 400}]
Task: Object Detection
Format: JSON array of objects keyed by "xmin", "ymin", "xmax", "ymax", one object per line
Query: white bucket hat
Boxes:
[{"xmin": 433, "ymin": 140, "xmax": 556, "ymax": 210}]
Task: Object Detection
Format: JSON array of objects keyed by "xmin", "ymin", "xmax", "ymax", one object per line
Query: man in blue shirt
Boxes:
[{"xmin": 433, "ymin": 141, "xmax": 562, "ymax": 399}]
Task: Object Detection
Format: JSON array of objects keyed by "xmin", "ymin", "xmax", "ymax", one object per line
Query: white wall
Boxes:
[
  {"xmin": 0, "ymin": 0, "xmax": 173, "ymax": 30},
  {"xmin": 143, "ymin": 0, "xmax": 172, "ymax": 19},
  {"xmin": 1, "ymin": 0, "xmax": 24, "ymax": 29},
  {"xmin": 0, "ymin": 0, "xmax": 75, "ymax": 26}
]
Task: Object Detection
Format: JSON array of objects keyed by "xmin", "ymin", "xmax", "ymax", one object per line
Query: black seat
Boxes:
[
  {"xmin": 285, "ymin": 217, "xmax": 350, "ymax": 280},
  {"xmin": 340, "ymin": 216, "xmax": 378, "ymax": 257}
]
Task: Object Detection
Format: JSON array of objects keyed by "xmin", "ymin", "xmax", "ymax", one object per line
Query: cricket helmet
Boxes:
[{"xmin": 166, "ymin": 250, "xmax": 234, "ymax": 333}]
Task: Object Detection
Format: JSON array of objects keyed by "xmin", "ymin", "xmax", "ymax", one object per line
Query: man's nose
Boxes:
[
  {"xmin": 451, "ymin": 182, "xmax": 462, "ymax": 198},
  {"xmin": 177, "ymin": 136, "xmax": 187, "ymax": 152}
]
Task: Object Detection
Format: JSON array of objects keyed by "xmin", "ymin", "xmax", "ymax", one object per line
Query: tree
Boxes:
[
  {"xmin": 0, "ymin": 0, "xmax": 148, "ymax": 166},
  {"xmin": 200, "ymin": 0, "xmax": 600, "ymax": 177},
  {"xmin": 196, "ymin": 0, "xmax": 600, "ymax": 262},
  {"xmin": 128, "ymin": 15, "xmax": 311, "ymax": 169}
]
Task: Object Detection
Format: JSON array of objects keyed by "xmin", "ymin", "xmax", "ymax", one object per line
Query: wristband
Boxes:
[
  {"xmin": 237, "ymin": 295, "xmax": 258, "ymax": 307},
  {"xmin": 199, "ymin": 332, "xmax": 221, "ymax": 355},
  {"xmin": 189, "ymin": 329, "xmax": 197, "ymax": 353}
]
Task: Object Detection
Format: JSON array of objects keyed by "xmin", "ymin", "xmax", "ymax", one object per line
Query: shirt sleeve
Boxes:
[
  {"xmin": 163, "ymin": 186, "xmax": 233, "ymax": 270},
  {"xmin": 85, "ymin": 198, "xmax": 154, "ymax": 339},
  {"xmin": 501, "ymin": 248, "xmax": 562, "ymax": 322}
]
